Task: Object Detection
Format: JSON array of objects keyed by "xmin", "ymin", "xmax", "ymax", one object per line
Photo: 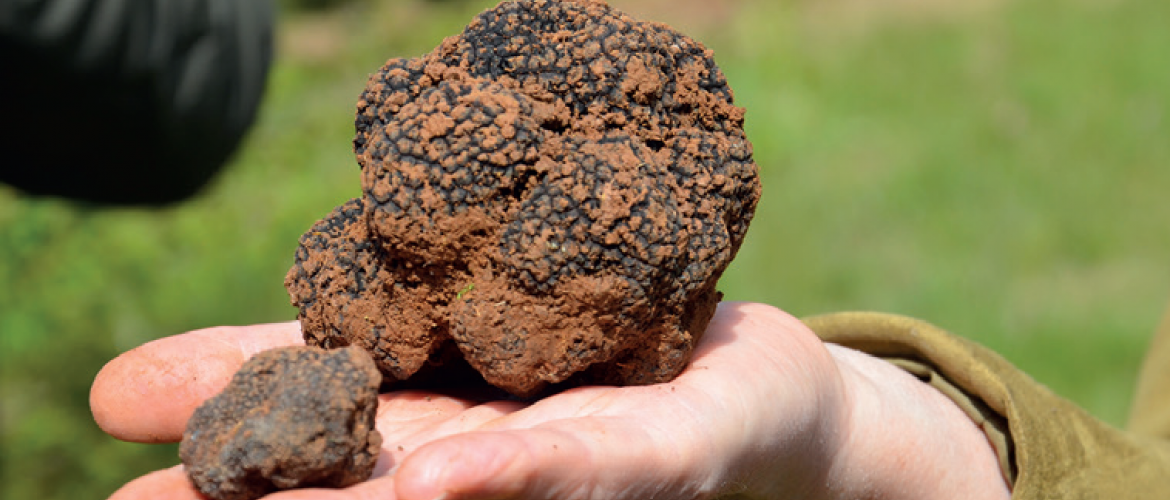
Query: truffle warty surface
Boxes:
[{"xmin": 286, "ymin": 0, "xmax": 762, "ymax": 397}]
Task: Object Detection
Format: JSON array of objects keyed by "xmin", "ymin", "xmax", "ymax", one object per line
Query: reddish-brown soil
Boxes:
[
  {"xmin": 286, "ymin": 0, "xmax": 761, "ymax": 397},
  {"xmin": 180, "ymin": 346, "xmax": 382, "ymax": 500}
]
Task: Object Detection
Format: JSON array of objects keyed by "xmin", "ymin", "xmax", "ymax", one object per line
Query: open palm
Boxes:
[{"xmin": 92, "ymin": 302, "xmax": 1007, "ymax": 500}]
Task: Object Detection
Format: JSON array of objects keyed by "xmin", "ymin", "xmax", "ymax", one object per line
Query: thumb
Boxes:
[
  {"xmin": 90, "ymin": 322, "xmax": 303, "ymax": 443},
  {"xmin": 393, "ymin": 425, "xmax": 722, "ymax": 500}
]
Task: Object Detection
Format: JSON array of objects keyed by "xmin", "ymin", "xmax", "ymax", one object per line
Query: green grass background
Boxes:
[{"xmin": 2, "ymin": 0, "xmax": 1168, "ymax": 497}]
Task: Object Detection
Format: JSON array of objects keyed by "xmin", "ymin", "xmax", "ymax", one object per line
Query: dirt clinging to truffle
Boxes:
[
  {"xmin": 287, "ymin": 0, "xmax": 761, "ymax": 397},
  {"xmin": 180, "ymin": 346, "xmax": 383, "ymax": 500}
]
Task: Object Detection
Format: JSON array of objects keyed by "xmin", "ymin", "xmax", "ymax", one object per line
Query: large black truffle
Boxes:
[
  {"xmin": 180, "ymin": 346, "xmax": 383, "ymax": 500},
  {"xmin": 287, "ymin": 0, "xmax": 761, "ymax": 397}
]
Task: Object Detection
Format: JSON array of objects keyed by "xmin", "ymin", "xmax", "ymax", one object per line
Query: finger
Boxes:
[
  {"xmin": 91, "ymin": 322, "xmax": 304, "ymax": 443},
  {"xmin": 108, "ymin": 466, "xmax": 203, "ymax": 500},
  {"xmin": 393, "ymin": 422, "xmax": 720, "ymax": 500}
]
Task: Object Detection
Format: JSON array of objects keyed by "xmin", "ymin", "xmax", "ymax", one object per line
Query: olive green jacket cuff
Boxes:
[{"xmin": 804, "ymin": 312, "xmax": 1170, "ymax": 499}]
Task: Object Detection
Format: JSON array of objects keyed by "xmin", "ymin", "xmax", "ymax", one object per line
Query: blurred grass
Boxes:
[
  {"xmin": 718, "ymin": 0, "xmax": 1170, "ymax": 425},
  {"xmin": 1, "ymin": 0, "xmax": 1167, "ymax": 497}
]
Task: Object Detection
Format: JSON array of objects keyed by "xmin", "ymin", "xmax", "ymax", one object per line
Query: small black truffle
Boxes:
[{"xmin": 180, "ymin": 346, "xmax": 383, "ymax": 500}]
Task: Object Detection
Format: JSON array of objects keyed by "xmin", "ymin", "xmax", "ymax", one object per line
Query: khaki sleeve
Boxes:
[
  {"xmin": 1129, "ymin": 305, "xmax": 1170, "ymax": 438},
  {"xmin": 804, "ymin": 312, "xmax": 1170, "ymax": 499}
]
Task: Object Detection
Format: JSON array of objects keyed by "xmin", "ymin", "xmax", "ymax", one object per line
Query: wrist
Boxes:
[{"xmin": 821, "ymin": 344, "xmax": 1010, "ymax": 500}]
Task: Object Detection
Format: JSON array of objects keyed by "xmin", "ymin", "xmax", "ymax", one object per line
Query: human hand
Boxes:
[{"xmin": 92, "ymin": 302, "xmax": 1009, "ymax": 500}]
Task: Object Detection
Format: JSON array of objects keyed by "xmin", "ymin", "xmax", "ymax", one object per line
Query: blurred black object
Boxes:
[{"xmin": 0, "ymin": 0, "xmax": 274, "ymax": 206}]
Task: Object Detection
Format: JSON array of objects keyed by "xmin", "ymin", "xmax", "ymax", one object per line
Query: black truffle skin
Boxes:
[
  {"xmin": 288, "ymin": 0, "xmax": 761, "ymax": 397},
  {"xmin": 180, "ymin": 346, "xmax": 383, "ymax": 500},
  {"xmin": 285, "ymin": 198, "xmax": 449, "ymax": 381}
]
